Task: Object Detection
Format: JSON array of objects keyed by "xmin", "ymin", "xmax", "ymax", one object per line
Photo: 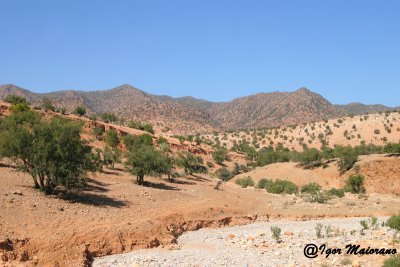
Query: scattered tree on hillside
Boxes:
[
  {"xmin": 74, "ymin": 106, "xmax": 86, "ymax": 116},
  {"xmin": 105, "ymin": 129, "xmax": 119, "ymax": 148},
  {"xmin": 0, "ymin": 111, "xmax": 99, "ymax": 194},
  {"xmin": 176, "ymin": 151, "xmax": 207, "ymax": 175},
  {"xmin": 125, "ymin": 145, "xmax": 172, "ymax": 185}
]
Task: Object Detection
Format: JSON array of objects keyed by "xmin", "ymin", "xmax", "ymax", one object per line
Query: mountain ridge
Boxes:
[{"xmin": 0, "ymin": 83, "xmax": 398, "ymax": 134}]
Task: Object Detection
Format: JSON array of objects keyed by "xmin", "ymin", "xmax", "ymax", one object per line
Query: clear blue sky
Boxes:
[{"xmin": 0, "ymin": 0, "xmax": 399, "ymax": 105}]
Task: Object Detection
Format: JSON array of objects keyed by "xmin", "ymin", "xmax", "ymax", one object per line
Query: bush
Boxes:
[
  {"xmin": 128, "ymin": 120, "xmax": 155, "ymax": 134},
  {"xmin": 383, "ymin": 255, "xmax": 400, "ymax": 267},
  {"xmin": 218, "ymin": 167, "xmax": 233, "ymax": 181},
  {"xmin": 256, "ymin": 148, "xmax": 290, "ymax": 166},
  {"xmin": 257, "ymin": 178, "xmax": 273, "ymax": 189},
  {"xmin": 0, "ymin": 111, "xmax": 97, "ymax": 194},
  {"xmin": 327, "ymin": 188, "xmax": 345, "ymax": 198},
  {"xmin": 386, "ymin": 216, "xmax": 400, "ymax": 232},
  {"xmin": 74, "ymin": 106, "xmax": 86, "ymax": 116},
  {"xmin": 103, "ymin": 146, "xmax": 121, "ymax": 168},
  {"xmin": 123, "ymin": 133, "xmax": 153, "ymax": 151},
  {"xmin": 93, "ymin": 126, "xmax": 105, "ymax": 139},
  {"xmin": 344, "ymin": 175, "xmax": 366, "ymax": 194},
  {"xmin": 4, "ymin": 94, "xmax": 28, "ymax": 105},
  {"xmin": 212, "ymin": 147, "xmax": 229, "ymax": 165},
  {"xmin": 105, "ymin": 129, "xmax": 119, "ymax": 148},
  {"xmin": 176, "ymin": 151, "xmax": 207, "ymax": 175},
  {"xmin": 267, "ymin": 179, "xmax": 298, "ymax": 194},
  {"xmin": 301, "ymin": 182, "xmax": 321, "ymax": 194},
  {"xmin": 235, "ymin": 176, "xmax": 255, "ymax": 188},
  {"xmin": 9, "ymin": 103, "xmax": 30, "ymax": 113},
  {"xmin": 101, "ymin": 112, "xmax": 118, "ymax": 123},
  {"xmin": 384, "ymin": 143, "xmax": 400, "ymax": 154},
  {"xmin": 307, "ymin": 191, "xmax": 329, "ymax": 204},
  {"xmin": 337, "ymin": 147, "xmax": 358, "ymax": 173},
  {"xmin": 298, "ymin": 148, "xmax": 323, "ymax": 169}
]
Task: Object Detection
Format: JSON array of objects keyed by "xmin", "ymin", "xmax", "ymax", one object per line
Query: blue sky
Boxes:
[{"xmin": 0, "ymin": 0, "xmax": 399, "ymax": 105}]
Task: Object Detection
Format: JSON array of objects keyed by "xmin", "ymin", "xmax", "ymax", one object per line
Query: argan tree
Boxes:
[
  {"xmin": 125, "ymin": 145, "xmax": 172, "ymax": 185},
  {"xmin": 176, "ymin": 151, "xmax": 207, "ymax": 175},
  {"xmin": 0, "ymin": 110, "xmax": 99, "ymax": 194}
]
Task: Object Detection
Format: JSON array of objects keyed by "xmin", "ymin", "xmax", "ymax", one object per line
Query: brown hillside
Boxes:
[{"xmin": 0, "ymin": 84, "xmax": 355, "ymax": 134}]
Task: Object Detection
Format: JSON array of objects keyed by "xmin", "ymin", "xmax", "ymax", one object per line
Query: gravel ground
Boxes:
[{"xmin": 93, "ymin": 217, "xmax": 398, "ymax": 267}]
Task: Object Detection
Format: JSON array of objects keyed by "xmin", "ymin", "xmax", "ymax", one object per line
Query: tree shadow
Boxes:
[
  {"xmin": 100, "ymin": 169, "xmax": 120, "ymax": 176},
  {"xmin": 0, "ymin": 162, "xmax": 17, "ymax": 169},
  {"xmin": 168, "ymin": 179, "xmax": 195, "ymax": 185},
  {"xmin": 84, "ymin": 178, "xmax": 110, "ymax": 193},
  {"xmin": 141, "ymin": 181, "xmax": 181, "ymax": 191},
  {"xmin": 57, "ymin": 191, "xmax": 128, "ymax": 208},
  {"xmin": 185, "ymin": 174, "xmax": 211, "ymax": 182}
]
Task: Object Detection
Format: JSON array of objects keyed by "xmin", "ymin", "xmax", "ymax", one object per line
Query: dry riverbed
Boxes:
[{"xmin": 93, "ymin": 217, "xmax": 399, "ymax": 267}]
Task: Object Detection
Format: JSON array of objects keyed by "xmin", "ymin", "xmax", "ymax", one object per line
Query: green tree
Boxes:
[
  {"xmin": 344, "ymin": 175, "xmax": 366, "ymax": 194},
  {"xmin": 105, "ymin": 129, "xmax": 119, "ymax": 148},
  {"xmin": 0, "ymin": 111, "xmax": 97, "ymax": 194},
  {"xmin": 176, "ymin": 151, "xmax": 207, "ymax": 175},
  {"xmin": 101, "ymin": 112, "xmax": 118, "ymax": 123},
  {"xmin": 212, "ymin": 147, "xmax": 229, "ymax": 165},
  {"xmin": 125, "ymin": 145, "xmax": 172, "ymax": 185},
  {"xmin": 4, "ymin": 94, "xmax": 28, "ymax": 105},
  {"xmin": 337, "ymin": 147, "xmax": 358, "ymax": 173},
  {"xmin": 123, "ymin": 133, "xmax": 153, "ymax": 151},
  {"xmin": 103, "ymin": 146, "xmax": 121, "ymax": 169},
  {"xmin": 74, "ymin": 106, "xmax": 86, "ymax": 116}
]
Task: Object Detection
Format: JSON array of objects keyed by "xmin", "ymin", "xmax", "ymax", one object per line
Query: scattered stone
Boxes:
[{"xmin": 12, "ymin": 190, "xmax": 23, "ymax": 196}]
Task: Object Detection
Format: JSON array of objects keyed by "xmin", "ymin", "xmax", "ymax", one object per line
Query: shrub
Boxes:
[
  {"xmin": 337, "ymin": 147, "xmax": 358, "ymax": 173},
  {"xmin": 257, "ymin": 178, "xmax": 273, "ymax": 189},
  {"xmin": 218, "ymin": 167, "xmax": 233, "ymax": 181},
  {"xmin": 270, "ymin": 226, "xmax": 282, "ymax": 243},
  {"xmin": 307, "ymin": 191, "xmax": 329, "ymax": 204},
  {"xmin": 212, "ymin": 147, "xmax": 229, "ymax": 165},
  {"xmin": 101, "ymin": 112, "xmax": 118, "ymax": 123},
  {"xmin": 267, "ymin": 179, "xmax": 298, "ymax": 194},
  {"xmin": 9, "ymin": 103, "xmax": 30, "ymax": 113},
  {"xmin": 0, "ymin": 111, "xmax": 98, "ymax": 194},
  {"xmin": 105, "ymin": 129, "xmax": 119, "ymax": 148},
  {"xmin": 386, "ymin": 216, "xmax": 400, "ymax": 232},
  {"xmin": 123, "ymin": 133, "xmax": 153, "ymax": 151},
  {"xmin": 93, "ymin": 126, "xmax": 105, "ymax": 139},
  {"xmin": 374, "ymin": 129, "xmax": 380, "ymax": 134},
  {"xmin": 235, "ymin": 176, "xmax": 255, "ymax": 188},
  {"xmin": 74, "ymin": 106, "xmax": 86, "ymax": 116},
  {"xmin": 383, "ymin": 255, "xmax": 400, "ymax": 267},
  {"xmin": 384, "ymin": 143, "xmax": 400, "ymax": 154},
  {"xmin": 327, "ymin": 188, "xmax": 345, "ymax": 198},
  {"xmin": 298, "ymin": 149, "xmax": 323, "ymax": 169},
  {"xmin": 128, "ymin": 120, "xmax": 155, "ymax": 134},
  {"xmin": 344, "ymin": 175, "xmax": 366, "ymax": 194},
  {"xmin": 103, "ymin": 146, "xmax": 121, "ymax": 168},
  {"xmin": 4, "ymin": 94, "xmax": 28, "ymax": 105},
  {"xmin": 301, "ymin": 182, "xmax": 321, "ymax": 194},
  {"xmin": 176, "ymin": 151, "xmax": 207, "ymax": 175}
]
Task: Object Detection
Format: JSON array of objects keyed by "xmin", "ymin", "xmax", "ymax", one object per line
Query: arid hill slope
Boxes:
[{"xmin": 0, "ymin": 84, "xmax": 398, "ymax": 134}]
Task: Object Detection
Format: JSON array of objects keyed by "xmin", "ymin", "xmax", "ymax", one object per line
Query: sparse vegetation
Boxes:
[
  {"xmin": 270, "ymin": 226, "xmax": 282, "ymax": 243},
  {"xmin": 235, "ymin": 176, "xmax": 255, "ymax": 188},
  {"xmin": 344, "ymin": 175, "xmax": 366, "ymax": 194}
]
